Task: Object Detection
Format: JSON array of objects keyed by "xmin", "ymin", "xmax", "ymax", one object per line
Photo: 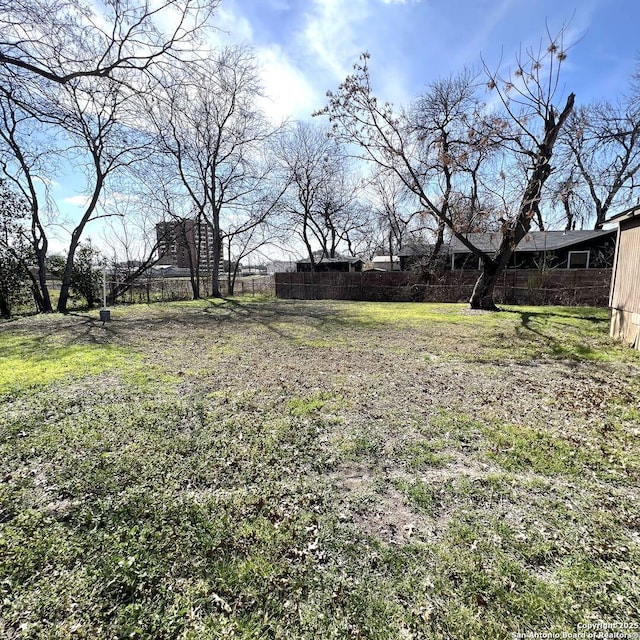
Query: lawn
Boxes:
[{"xmin": 1, "ymin": 299, "xmax": 639, "ymax": 639}]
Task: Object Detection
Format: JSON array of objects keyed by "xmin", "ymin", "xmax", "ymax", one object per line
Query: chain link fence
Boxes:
[{"xmin": 110, "ymin": 276, "xmax": 275, "ymax": 304}]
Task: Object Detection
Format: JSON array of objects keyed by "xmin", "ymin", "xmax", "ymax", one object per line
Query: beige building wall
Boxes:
[{"xmin": 610, "ymin": 215, "xmax": 640, "ymax": 350}]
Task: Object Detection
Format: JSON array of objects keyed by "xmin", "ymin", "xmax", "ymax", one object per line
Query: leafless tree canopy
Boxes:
[
  {"xmin": 276, "ymin": 121, "xmax": 367, "ymax": 267},
  {"xmin": 317, "ymin": 28, "xmax": 577, "ymax": 309},
  {"xmin": 0, "ymin": 0, "xmax": 216, "ymax": 85},
  {"xmin": 561, "ymin": 96, "xmax": 640, "ymax": 229},
  {"xmin": 146, "ymin": 45, "xmax": 284, "ymax": 297},
  {"xmin": 0, "ymin": 0, "xmax": 219, "ymax": 311}
]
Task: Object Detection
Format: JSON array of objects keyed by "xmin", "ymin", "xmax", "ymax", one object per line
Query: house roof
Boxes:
[
  {"xmin": 606, "ymin": 205, "xmax": 640, "ymax": 224},
  {"xmin": 399, "ymin": 229, "xmax": 616, "ymax": 256},
  {"xmin": 150, "ymin": 265, "xmax": 192, "ymax": 277},
  {"xmin": 372, "ymin": 255, "xmax": 400, "ymax": 263},
  {"xmin": 296, "ymin": 256, "xmax": 364, "ymax": 264}
]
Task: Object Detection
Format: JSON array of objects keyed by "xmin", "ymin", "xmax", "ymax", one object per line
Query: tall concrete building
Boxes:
[{"xmin": 156, "ymin": 219, "xmax": 218, "ymax": 270}]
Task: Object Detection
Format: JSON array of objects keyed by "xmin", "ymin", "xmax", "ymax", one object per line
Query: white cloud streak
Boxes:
[
  {"xmin": 62, "ymin": 195, "xmax": 91, "ymax": 207},
  {"xmin": 301, "ymin": 0, "xmax": 371, "ymax": 81}
]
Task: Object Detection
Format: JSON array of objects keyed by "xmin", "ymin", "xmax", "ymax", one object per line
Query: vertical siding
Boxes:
[
  {"xmin": 610, "ymin": 217, "xmax": 640, "ymax": 349},
  {"xmin": 611, "ymin": 218, "xmax": 640, "ymax": 312}
]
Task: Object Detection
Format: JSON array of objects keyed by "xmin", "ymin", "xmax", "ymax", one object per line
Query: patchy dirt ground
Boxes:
[{"xmin": 1, "ymin": 299, "xmax": 639, "ymax": 638}]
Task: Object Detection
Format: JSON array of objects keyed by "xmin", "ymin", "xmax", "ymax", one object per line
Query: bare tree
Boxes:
[
  {"xmin": 318, "ymin": 28, "xmax": 574, "ymax": 309},
  {"xmin": 317, "ymin": 65, "xmax": 500, "ymax": 287},
  {"xmin": 0, "ymin": 0, "xmax": 216, "ymax": 85},
  {"xmin": 225, "ymin": 223, "xmax": 277, "ymax": 295},
  {"xmin": 0, "ymin": 80, "xmax": 56, "ymax": 311},
  {"xmin": 148, "ymin": 46, "xmax": 279, "ymax": 297},
  {"xmin": 0, "ymin": 0, "xmax": 217, "ymax": 313},
  {"xmin": 549, "ymin": 169, "xmax": 590, "ymax": 230},
  {"xmin": 562, "ymin": 98, "xmax": 640, "ymax": 229},
  {"xmin": 98, "ymin": 179, "xmax": 177, "ymax": 304},
  {"xmin": 277, "ymin": 121, "xmax": 367, "ymax": 268},
  {"xmin": 52, "ymin": 77, "xmax": 156, "ymax": 312},
  {"xmin": 467, "ymin": 33, "xmax": 575, "ymax": 309},
  {"xmin": 366, "ymin": 169, "xmax": 422, "ymax": 262},
  {"xmin": 120, "ymin": 153, "xmax": 209, "ymax": 299},
  {"xmin": 223, "ymin": 163, "xmax": 288, "ymax": 294}
]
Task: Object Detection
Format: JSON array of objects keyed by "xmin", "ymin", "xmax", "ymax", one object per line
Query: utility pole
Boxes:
[{"xmin": 100, "ymin": 261, "xmax": 111, "ymax": 322}]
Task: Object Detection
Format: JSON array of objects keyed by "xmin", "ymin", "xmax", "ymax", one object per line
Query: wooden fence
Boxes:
[{"xmin": 275, "ymin": 269, "xmax": 613, "ymax": 306}]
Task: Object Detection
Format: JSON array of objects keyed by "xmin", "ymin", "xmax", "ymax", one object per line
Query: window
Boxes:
[{"xmin": 568, "ymin": 250, "xmax": 590, "ymax": 269}]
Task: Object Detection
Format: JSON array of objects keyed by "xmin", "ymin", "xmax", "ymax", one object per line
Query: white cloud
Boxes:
[
  {"xmin": 295, "ymin": 0, "xmax": 427, "ymax": 111},
  {"xmin": 208, "ymin": 3, "xmax": 254, "ymax": 45},
  {"xmin": 62, "ymin": 195, "xmax": 91, "ymax": 208},
  {"xmin": 301, "ymin": 0, "xmax": 371, "ymax": 81},
  {"xmin": 194, "ymin": 2, "xmax": 368, "ymax": 130},
  {"xmin": 256, "ymin": 44, "xmax": 320, "ymax": 121}
]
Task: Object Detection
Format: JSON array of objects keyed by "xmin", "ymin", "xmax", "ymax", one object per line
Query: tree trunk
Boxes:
[
  {"xmin": 191, "ymin": 215, "xmax": 202, "ymax": 299},
  {"xmin": 0, "ymin": 293, "xmax": 10, "ymax": 318},
  {"xmin": 229, "ymin": 259, "xmax": 240, "ymax": 296},
  {"xmin": 186, "ymin": 233, "xmax": 200, "ymax": 300},
  {"xmin": 24, "ymin": 260, "xmax": 47, "ymax": 312},
  {"xmin": 57, "ymin": 170, "xmax": 104, "ymax": 312},
  {"xmin": 57, "ymin": 264, "xmax": 73, "ymax": 312},
  {"xmin": 189, "ymin": 268, "xmax": 200, "ymax": 299},
  {"xmin": 211, "ymin": 219, "xmax": 222, "ymax": 298},
  {"xmin": 469, "ymin": 258, "xmax": 500, "ymax": 310},
  {"xmin": 469, "ymin": 93, "xmax": 575, "ymax": 310},
  {"xmin": 227, "ymin": 236, "xmax": 233, "ymax": 295},
  {"xmin": 428, "ymin": 219, "xmax": 445, "ymax": 269},
  {"xmin": 57, "ymin": 230, "xmax": 82, "ymax": 312},
  {"xmin": 593, "ymin": 203, "xmax": 606, "ymax": 230},
  {"xmin": 302, "ymin": 215, "xmax": 316, "ymax": 271},
  {"xmin": 34, "ymin": 246, "xmax": 52, "ymax": 312},
  {"xmin": 562, "ymin": 196, "xmax": 574, "ymax": 231}
]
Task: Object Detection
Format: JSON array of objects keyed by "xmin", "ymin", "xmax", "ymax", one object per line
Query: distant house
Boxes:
[
  {"xmin": 369, "ymin": 255, "xmax": 400, "ymax": 271},
  {"xmin": 608, "ymin": 206, "xmax": 640, "ymax": 350},
  {"xmin": 266, "ymin": 260, "xmax": 296, "ymax": 274},
  {"xmin": 239, "ymin": 265, "xmax": 268, "ymax": 277},
  {"xmin": 296, "ymin": 256, "xmax": 364, "ymax": 273},
  {"xmin": 399, "ymin": 230, "xmax": 617, "ymax": 271},
  {"xmin": 149, "ymin": 265, "xmax": 192, "ymax": 278}
]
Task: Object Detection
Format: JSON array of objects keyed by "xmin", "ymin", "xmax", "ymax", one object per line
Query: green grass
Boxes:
[
  {"xmin": 0, "ymin": 335, "xmax": 134, "ymax": 395},
  {"xmin": 1, "ymin": 299, "xmax": 639, "ymax": 638}
]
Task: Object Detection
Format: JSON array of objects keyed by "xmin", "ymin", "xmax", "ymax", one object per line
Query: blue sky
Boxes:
[
  {"xmin": 212, "ymin": 0, "xmax": 639, "ymax": 121},
  {"xmin": 52, "ymin": 0, "xmax": 640, "ymax": 255}
]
